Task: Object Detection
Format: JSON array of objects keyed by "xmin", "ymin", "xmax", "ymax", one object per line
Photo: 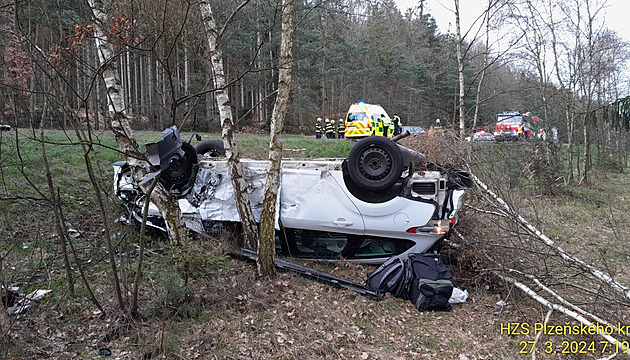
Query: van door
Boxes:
[{"xmin": 279, "ymin": 166, "xmax": 365, "ymax": 235}]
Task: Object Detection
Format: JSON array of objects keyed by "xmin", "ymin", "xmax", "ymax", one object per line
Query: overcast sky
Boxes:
[
  {"xmin": 392, "ymin": 0, "xmax": 630, "ymax": 86},
  {"xmin": 393, "ymin": 0, "xmax": 630, "ymax": 43}
]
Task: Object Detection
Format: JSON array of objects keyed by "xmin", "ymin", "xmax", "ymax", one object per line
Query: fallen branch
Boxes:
[
  {"xmin": 499, "ymin": 266, "xmax": 619, "ymax": 332},
  {"xmin": 470, "ymin": 172, "xmax": 630, "ymax": 303},
  {"xmin": 464, "ymin": 203, "xmax": 508, "ymax": 217},
  {"xmin": 494, "ymin": 271, "xmax": 623, "ymax": 346},
  {"xmin": 532, "ymin": 309, "xmax": 553, "ymax": 360},
  {"xmin": 597, "ymin": 353, "xmax": 618, "ymax": 360}
]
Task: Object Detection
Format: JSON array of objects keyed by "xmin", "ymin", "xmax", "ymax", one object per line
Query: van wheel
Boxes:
[
  {"xmin": 347, "ymin": 137, "xmax": 403, "ymax": 191},
  {"xmin": 161, "ymin": 142, "xmax": 197, "ymax": 192},
  {"xmin": 195, "ymin": 140, "xmax": 225, "ymax": 157}
]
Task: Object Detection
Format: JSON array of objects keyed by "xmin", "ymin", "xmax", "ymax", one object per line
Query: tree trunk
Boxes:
[
  {"xmin": 40, "ymin": 128, "xmax": 75, "ymax": 298},
  {"xmin": 200, "ymin": 1, "xmax": 258, "ymax": 250},
  {"xmin": 472, "ymin": 0, "xmax": 491, "ymax": 133},
  {"xmin": 454, "ymin": 0, "xmax": 466, "ymax": 138},
  {"xmin": 581, "ymin": 115, "xmax": 589, "ymax": 183},
  {"xmin": 88, "ymin": 0, "xmax": 187, "ymax": 245},
  {"xmin": 0, "ymin": 257, "xmax": 7, "ymax": 333},
  {"xmin": 258, "ymin": 0, "xmax": 294, "ymax": 277},
  {"xmin": 566, "ymin": 107, "xmax": 574, "ymax": 181}
]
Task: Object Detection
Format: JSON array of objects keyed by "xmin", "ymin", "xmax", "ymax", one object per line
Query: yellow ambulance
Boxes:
[{"xmin": 344, "ymin": 102, "xmax": 393, "ymax": 138}]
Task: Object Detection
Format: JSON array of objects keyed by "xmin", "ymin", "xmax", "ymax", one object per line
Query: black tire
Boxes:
[
  {"xmin": 347, "ymin": 136, "xmax": 403, "ymax": 191},
  {"xmin": 160, "ymin": 142, "xmax": 198, "ymax": 192},
  {"xmin": 195, "ymin": 140, "xmax": 225, "ymax": 157}
]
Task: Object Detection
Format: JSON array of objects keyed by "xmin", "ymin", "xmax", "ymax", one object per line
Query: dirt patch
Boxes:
[{"xmin": 0, "ymin": 241, "xmax": 593, "ymax": 360}]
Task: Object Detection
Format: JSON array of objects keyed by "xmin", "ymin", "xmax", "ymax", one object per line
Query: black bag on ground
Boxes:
[
  {"xmin": 408, "ymin": 253, "xmax": 454, "ymax": 312},
  {"xmin": 366, "ymin": 255, "xmax": 413, "ymax": 299}
]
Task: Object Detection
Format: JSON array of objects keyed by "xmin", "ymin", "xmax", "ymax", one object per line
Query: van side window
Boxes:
[{"xmin": 279, "ymin": 228, "xmax": 415, "ymax": 260}]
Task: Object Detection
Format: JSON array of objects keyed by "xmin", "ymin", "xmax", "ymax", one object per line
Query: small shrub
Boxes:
[
  {"xmin": 142, "ymin": 270, "xmax": 201, "ymax": 319},
  {"xmin": 173, "ymin": 242, "xmax": 230, "ymax": 285},
  {"xmin": 595, "ymin": 154, "xmax": 625, "ymax": 173}
]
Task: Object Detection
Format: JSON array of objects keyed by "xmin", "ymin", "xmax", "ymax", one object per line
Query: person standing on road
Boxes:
[
  {"xmin": 325, "ymin": 118, "xmax": 334, "ymax": 139},
  {"xmin": 429, "ymin": 118, "xmax": 443, "ymax": 136},
  {"xmin": 315, "ymin": 117, "xmax": 322, "ymax": 139},
  {"xmin": 381, "ymin": 114, "xmax": 394, "ymax": 139},
  {"xmin": 393, "ymin": 114, "xmax": 402, "ymax": 136},
  {"xmin": 373, "ymin": 115, "xmax": 384, "ymax": 137},
  {"xmin": 368, "ymin": 115, "xmax": 375, "ymax": 136},
  {"xmin": 337, "ymin": 118, "xmax": 345, "ymax": 139}
]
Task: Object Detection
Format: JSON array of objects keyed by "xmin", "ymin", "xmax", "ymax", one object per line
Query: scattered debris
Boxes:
[
  {"xmin": 238, "ymin": 248, "xmax": 378, "ymax": 298},
  {"xmin": 1, "ymin": 285, "xmax": 19, "ymax": 308},
  {"xmin": 67, "ymin": 228, "xmax": 81, "ymax": 238},
  {"xmin": 449, "ymin": 288, "xmax": 468, "ymax": 304},
  {"xmin": 6, "ymin": 289, "xmax": 52, "ymax": 315}
]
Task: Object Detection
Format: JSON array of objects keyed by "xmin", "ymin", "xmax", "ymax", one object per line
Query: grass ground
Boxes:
[{"xmin": 1, "ymin": 128, "xmax": 629, "ymax": 359}]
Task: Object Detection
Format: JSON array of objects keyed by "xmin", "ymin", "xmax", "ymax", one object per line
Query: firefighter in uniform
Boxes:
[
  {"xmin": 337, "ymin": 118, "xmax": 345, "ymax": 139},
  {"xmin": 517, "ymin": 123, "xmax": 524, "ymax": 139},
  {"xmin": 373, "ymin": 116, "xmax": 382, "ymax": 136},
  {"xmin": 331, "ymin": 119, "xmax": 336, "ymax": 139},
  {"xmin": 325, "ymin": 118, "xmax": 334, "ymax": 139},
  {"xmin": 315, "ymin": 117, "xmax": 322, "ymax": 139},
  {"xmin": 382, "ymin": 115, "xmax": 392, "ymax": 138},
  {"xmin": 368, "ymin": 116, "xmax": 375, "ymax": 136},
  {"xmin": 393, "ymin": 114, "xmax": 402, "ymax": 136},
  {"xmin": 429, "ymin": 119, "xmax": 443, "ymax": 136}
]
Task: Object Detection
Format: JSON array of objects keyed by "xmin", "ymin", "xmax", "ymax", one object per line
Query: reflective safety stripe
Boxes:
[
  {"xmin": 345, "ymin": 120, "xmax": 372, "ymax": 137},
  {"xmin": 347, "ymin": 121, "xmax": 368, "ymax": 129},
  {"xmin": 346, "ymin": 128, "xmax": 371, "ymax": 137},
  {"xmin": 374, "ymin": 122, "xmax": 384, "ymax": 136}
]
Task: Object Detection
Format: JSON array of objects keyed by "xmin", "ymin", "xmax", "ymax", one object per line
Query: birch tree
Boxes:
[
  {"xmin": 199, "ymin": 0, "xmax": 258, "ymax": 250},
  {"xmin": 547, "ymin": 0, "xmax": 578, "ymax": 182},
  {"xmin": 88, "ymin": 0, "xmax": 188, "ymax": 246},
  {"xmin": 471, "ymin": 0, "xmax": 494, "ymax": 132},
  {"xmin": 454, "ymin": 0, "xmax": 466, "ymax": 138},
  {"xmin": 257, "ymin": 0, "xmax": 294, "ymax": 277},
  {"xmin": 577, "ymin": 0, "xmax": 608, "ymax": 184},
  {"xmin": 519, "ymin": 0, "xmax": 553, "ymax": 123}
]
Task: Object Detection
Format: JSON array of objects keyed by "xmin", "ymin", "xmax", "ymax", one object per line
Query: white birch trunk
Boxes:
[
  {"xmin": 257, "ymin": 0, "xmax": 294, "ymax": 277},
  {"xmin": 89, "ymin": 0, "xmax": 125, "ymax": 116},
  {"xmin": 472, "ymin": 0, "xmax": 491, "ymax": 133},
  {"xmin": 200, "ymin": 1, "xmax": 258, "ymax": 249},
  {"xmin": 454, "ymin": 0, "xmax": 466, "ymax": 139},
  {"xmin": 88, "ymin": 0, "xmax": 187, "ymax": 244},
  {"xmin": 471, "ymin": 172, "xmax": 630, "ymax": 302},
  {"xmin": 494, "ymin": 272, "xmax": 623, "ymax": 346}
]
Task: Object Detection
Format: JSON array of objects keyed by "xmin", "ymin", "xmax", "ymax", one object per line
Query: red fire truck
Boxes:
[{"xmin": 493, "ymin": 111, "xmax": 534, "ymax": 141}]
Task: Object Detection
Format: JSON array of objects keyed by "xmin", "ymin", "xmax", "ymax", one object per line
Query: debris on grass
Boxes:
[{"xmin": 6, "ymin": 289, "xmax": 52, "ymax": 315}]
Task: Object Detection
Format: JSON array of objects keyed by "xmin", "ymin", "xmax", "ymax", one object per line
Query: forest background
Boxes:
[{"xmin": 3, "ymin": 0, "xmax": 629, "ymax": 147}]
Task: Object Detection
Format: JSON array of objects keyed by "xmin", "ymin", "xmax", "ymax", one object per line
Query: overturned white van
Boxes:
[{"xmin": 113, "ymin": 127, "xmax": 472, "ymax": 264}]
